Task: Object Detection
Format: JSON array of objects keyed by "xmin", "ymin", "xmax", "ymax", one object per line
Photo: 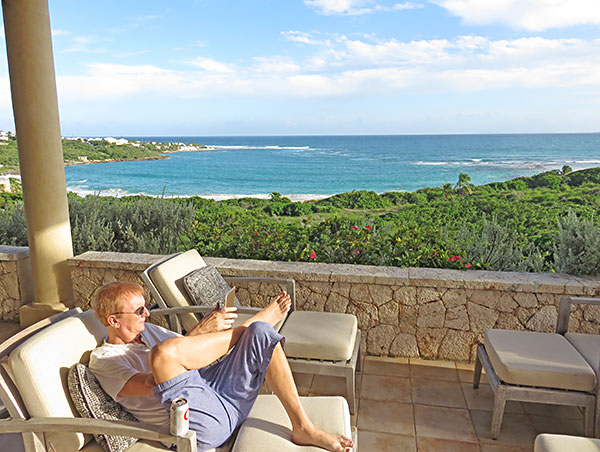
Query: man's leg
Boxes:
[
  {"xmin": 265, "ymin": 344, "xmax": 354, "ymax": 452},
  {"xmin": 150, "ymin": 291, "xmax": 291, "ymax": 384}
]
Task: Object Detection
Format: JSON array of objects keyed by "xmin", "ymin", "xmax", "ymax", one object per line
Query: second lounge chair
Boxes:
[{"xmin": 141, "ymin": 249, "xmax": 361, "ymax": 414}]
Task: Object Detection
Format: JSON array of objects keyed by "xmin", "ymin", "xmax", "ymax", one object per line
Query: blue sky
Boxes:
[{"xmin": 1, "ymin": 0, "xmax": 600, "ymax": 136}]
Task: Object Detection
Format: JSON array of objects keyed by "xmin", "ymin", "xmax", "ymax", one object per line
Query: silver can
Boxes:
[{"xmin": 169, "ymin": 398, "xmax": 190, "ymax": 436}]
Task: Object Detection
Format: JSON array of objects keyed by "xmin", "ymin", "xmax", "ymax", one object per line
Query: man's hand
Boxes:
[{"xmin": 187, "ymin": 303, "xmax": 238, "ymax": 335}]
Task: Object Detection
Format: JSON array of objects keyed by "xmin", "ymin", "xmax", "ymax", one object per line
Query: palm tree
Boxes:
[
  {"xmin": 442, "ymin": 183, "xmax": 454, "ymax": 200},
  {"xmin": 454, "ymin": 173, "xmax": 473, "ymax": 196}
]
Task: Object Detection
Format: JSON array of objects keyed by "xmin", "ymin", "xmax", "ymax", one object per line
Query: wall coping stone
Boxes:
[
  {"xmin": 0, "ymin": 245, "xmax": 29, "ymax": 261},
  {"xmin": 67, "ymin": 251, "xmax": 600, "ymax": 293}
]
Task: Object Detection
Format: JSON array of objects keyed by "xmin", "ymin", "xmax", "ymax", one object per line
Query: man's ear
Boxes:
[{"xmin": 107, "ymin": 315, "xmax": 119, "ymax": 328}]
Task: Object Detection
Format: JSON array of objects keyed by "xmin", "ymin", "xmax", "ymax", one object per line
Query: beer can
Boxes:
[{"xmin": 169, "ymin": 398, "xmax": 190, "ymax": 436}]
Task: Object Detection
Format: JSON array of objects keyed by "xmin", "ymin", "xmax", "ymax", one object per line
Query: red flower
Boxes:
[
  {"xmin": 448, "ymin": 255, "xmax": 462, "ymax": 262},
  {"xmin": 354, "ymin": 249, "xmax": 360, "ymax": 255},
  {"xmin": 351, "ymin": 226, "xmax": 359, "ymax": 230},
  {"xmin": 464, "ymin": 263, "xmax": 471, "ymax": 268},
  {"xmin": 309, "ymin": 249, "xmax": 316, "ymax": 260},
  {"xmin": 433, "ymin": 250, "xmax": 438, "ymax": 255},
  {"xmin": 365, "ymin": 225, "xmax": 372, "ymax": 231}
]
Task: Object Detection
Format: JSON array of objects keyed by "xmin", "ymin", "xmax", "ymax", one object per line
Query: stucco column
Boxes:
[{"xmin": 2, "ymin": 0, "xmax": 74, "ymax": 326}]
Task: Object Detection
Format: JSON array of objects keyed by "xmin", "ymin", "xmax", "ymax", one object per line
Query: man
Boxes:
[{"xmin": 89, "ymin": 281, "xmax": 353, "ymax": 452}]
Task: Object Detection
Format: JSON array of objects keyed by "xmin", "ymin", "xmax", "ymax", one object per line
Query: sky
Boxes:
[{"xmin": 1, "ymin": 0, "xmax": 600, "ymax": 136}]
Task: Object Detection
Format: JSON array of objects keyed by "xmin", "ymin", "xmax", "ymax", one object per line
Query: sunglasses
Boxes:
[{"xmin": 111, "ymin": 305, "xmax": 149, "ymax": 317}]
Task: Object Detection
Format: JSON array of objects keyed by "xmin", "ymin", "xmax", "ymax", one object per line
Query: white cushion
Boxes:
[
  {"xmin": 484, "ymin": 329, "xmax": 596, "ymax": 392},
  {"xmin": 149, "ymin": 250, "xmax": 206, "ymax": 332},
  {"xmin": 281, "ymin": 312, "xmax": 358, "ymax": 361},
  {"xmin": 9, "ymin": 309, "xmax": 107, "ymax": 452},
  {"xmin": 565, "ymin": 332, "xmax": 600, "ymax": 377},
  {"xmin": 232, "ymin": 395, "xmax": 351, "ymax": 452},
  {"xmin": 535, "ymin": 434, "xmax": 600, "ymax": 452}
]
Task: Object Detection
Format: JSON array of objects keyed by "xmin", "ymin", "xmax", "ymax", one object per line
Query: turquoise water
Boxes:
[{"xmin": 64, "ymin": 134, "xmax": 600, "ymax": 199}]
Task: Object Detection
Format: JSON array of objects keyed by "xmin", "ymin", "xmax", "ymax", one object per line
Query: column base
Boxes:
[{"xmin": 19, "ymin": 302, "xmax": 68, "ymax": 328}]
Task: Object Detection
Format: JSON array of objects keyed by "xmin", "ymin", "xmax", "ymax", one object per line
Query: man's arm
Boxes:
[{"xmin": 117, "ymin": 372, "xmax": 155, "ymax": 398}]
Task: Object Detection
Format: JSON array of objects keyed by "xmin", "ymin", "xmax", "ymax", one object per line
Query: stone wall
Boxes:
[
  {"xmin": 0, "ymin": 245, "xmax": 33, "ymax": 321},
  {"xmin": 67, "ymin": 251, "xmax": 600, "ymax": 362}
]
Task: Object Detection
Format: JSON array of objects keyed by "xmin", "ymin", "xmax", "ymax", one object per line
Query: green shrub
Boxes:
[
  {"xmin": 315, "ymin": 190, "xmax": 392, "ymax": 209},
  {"xmin": 451, "ymin": 214, "xmax": 545, "ymax": 272},
  {"xmin": 69, "ymin": 195, "xmax": 196, "ymax": 255},
  {"xmin": 553, "ymin": 210, "xmax": 600, "ymax": 276},
  {"xmin": 0, "ymin": 201, "xmax": 27, "ymax": 246}
]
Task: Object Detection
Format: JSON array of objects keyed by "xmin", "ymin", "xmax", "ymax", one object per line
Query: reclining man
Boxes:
[{"xmin": 90, "ymin": 281, "xmax": 353, "ymax": 452}]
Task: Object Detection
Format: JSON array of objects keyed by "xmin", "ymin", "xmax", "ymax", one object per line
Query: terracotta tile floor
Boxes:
[
  {"xmin": 0, "ymin": 318, "xmax": 590, "ymax": 452},
  {"xmin": 293, "ymin": 355, "xmax": 590, "ymax": 452}
]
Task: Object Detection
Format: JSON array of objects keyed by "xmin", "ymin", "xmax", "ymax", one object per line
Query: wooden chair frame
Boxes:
[{"xmin": 474, "ymin": 296, "xmax": 600, "ymax": 440}]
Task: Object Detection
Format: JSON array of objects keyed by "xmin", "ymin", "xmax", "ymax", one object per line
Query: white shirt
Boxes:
[{"xmin": 89, "ymin": 323, "xmax": 180, "ymax": 426}]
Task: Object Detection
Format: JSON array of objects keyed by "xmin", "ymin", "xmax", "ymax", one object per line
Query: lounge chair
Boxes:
[
  {"xmin": 474, "ymin": 296, "xmax": 600, "ymax": 439},
  {"xmin": 141, "ymin": 250, "xmax": 361, "ymax": 414},
  {"xmin": 535, "ymin": 433, "xmax": 600, "ymax": 452},
  {"xmin": 0, "ymin": 308, "xmax": 356, "ymax": 452}
]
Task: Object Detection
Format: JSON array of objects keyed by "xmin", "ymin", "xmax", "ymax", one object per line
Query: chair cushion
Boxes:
[
  {"xmin": 484, "ymin": 329, "xmax": 596, "ymax": 392},
  {"xmin": 280, "ymin": 311, "xmax": 358, "ymax": 361},
  {"xmin": 68, "ymin": 363, "xmax": 138, "ymax": 452},
  {"xmin": 534, "ymin": 433, "xmax": 600, "ymax": 452},
  {"xmin": 231, "ymin": 395, "xmax": 351, "ymax": 452},
  {"xmin": 9, "ymin": 309, "xmax": 108, "ymax": 452},
  {"xmin": 183, "ymin": 265, "xmax": 241, "ymax": 308},
  {"xmin": 149, "ymin": 250, "xmax": 207, "ymax": 332},
  {"xmin": 565, "ymin": 333, "xmax": 600, "ymax": 377}
]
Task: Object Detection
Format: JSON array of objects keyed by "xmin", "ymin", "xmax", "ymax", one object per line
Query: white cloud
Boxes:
[
  {"xmin": 52, "ymin": 35, "xmax": 600, "ymax": 106},
  {"xmin": 186, "ymin": 57, "xmax": 235, "ymax": 73},
  {"xmin": 252, "ymin": 57, "xmax": 301, "ymax": 74},
  {"xmin": 305, "ymin": 0, "xmax": 422, "ymax": 15},
  {"xmin": 431, "ymin": 0, "xmax": 600, "ymax": 31},
  {"xmin": 282, "ymin": 31, "xmax": 323, "ymax": 45}
]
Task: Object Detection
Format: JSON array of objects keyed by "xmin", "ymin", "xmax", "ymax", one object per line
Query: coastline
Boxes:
[
  {"xmin": 64, "ymin": 155, "xmax": 169, "ymax": 167},
  {"xmin": 65, "ymin": 185, "xmax": 334, "ymax": 202}
]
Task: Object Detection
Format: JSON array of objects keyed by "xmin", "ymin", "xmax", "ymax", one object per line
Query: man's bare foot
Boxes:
[
  {"xmin": 292, "ymin": 425, "xmax": 354, "ymax": 452},
  {"xmin": 251, "ymin": 291, "xmax": 291, "ymax": 327}
]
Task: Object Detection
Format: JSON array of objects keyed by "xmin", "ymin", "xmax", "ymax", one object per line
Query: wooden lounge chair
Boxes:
[
  {"xmin": 141, "ymin": 250, "xmax": 361, "ymax": 414},
  {"xmin": 474, "ymin": 296, "xmax": 600, "ymax": 439},
  {"xmin": 0, "ymin": 308, "xmax": 356, "ymax": 452}
]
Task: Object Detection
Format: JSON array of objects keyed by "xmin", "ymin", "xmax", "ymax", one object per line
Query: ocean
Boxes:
[{"xmin": 64, "ymin": 134, "xmax": 600, "ymax": 200}]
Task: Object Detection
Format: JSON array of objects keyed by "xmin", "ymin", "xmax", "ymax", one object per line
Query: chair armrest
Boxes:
[
  {"xmin": 0, "ymin": 417, "xmax": 197, "ymax": 452},
  {"xmin": 557, "ymin": 297, "xmax": 600, "ymax": 335},
  {"xmin": 223, "ymin": 277, "xmax": 296, "ymax": 310},
  {"xmin": 150, "ymin": 306, "xmax": 260, "ymax": 318}
]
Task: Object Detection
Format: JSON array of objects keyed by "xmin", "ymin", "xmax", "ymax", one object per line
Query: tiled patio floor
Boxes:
[
  {"xmin": 0, "ymin": 319, "xmax": 588, "ymax": 452},
  {"xmin": 291, "ymin": 355, "xmax": 587, "ymax": 452}
]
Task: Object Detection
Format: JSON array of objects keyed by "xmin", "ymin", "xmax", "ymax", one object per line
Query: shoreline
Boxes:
[
  {"xmin": 65, "ymin": 186, "xmax": 336, "ymax": 202},
  {"xmin": 64, "ymin": 155, "xmax": 169, "ymax": 167}
]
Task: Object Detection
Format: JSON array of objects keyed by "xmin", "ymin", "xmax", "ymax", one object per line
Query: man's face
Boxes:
[{"xmin": 112, "ymin": 293, "xmax": 149, "ymax": 339}]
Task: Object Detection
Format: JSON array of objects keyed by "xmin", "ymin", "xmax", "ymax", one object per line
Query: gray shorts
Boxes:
[{"xmin": 154, "ymin": 321, "xmax": 284, "ymax": 451}]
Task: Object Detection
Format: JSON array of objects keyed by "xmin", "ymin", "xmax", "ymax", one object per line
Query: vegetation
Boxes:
[
  {"xmin": 0, "ymin": 135, "xmax": 203, "ymax": 173},
  {"xmin": 1, "ymin": 167, "xmax": 600, "ymax": 276}
]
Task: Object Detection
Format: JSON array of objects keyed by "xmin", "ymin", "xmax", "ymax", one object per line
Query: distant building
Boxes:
[
  {"xmin": 0, "ymin": 177, "xmax": 10, "ymax": 192},
  {"xmin": 104, "ymin": 137, "xmax": 129, "ymax": 146}
]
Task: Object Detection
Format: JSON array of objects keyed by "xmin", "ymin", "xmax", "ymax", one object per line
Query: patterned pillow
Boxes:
[
  {"xmin": 67, "ymin": 363, "xmax": 138, "ymax": 452},
  {"xmin": 183, "ymin": 265, "xmax": 241, "ymax": 308}
]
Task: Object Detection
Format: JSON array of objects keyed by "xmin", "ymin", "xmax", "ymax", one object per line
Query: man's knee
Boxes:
[
  {"xmin": 246, "ymin": 321, "xmax": 274, "ymax": 339},
  {"xmin": 150, "ymin": 337, "xmax": 182, "ymax": 370}
]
